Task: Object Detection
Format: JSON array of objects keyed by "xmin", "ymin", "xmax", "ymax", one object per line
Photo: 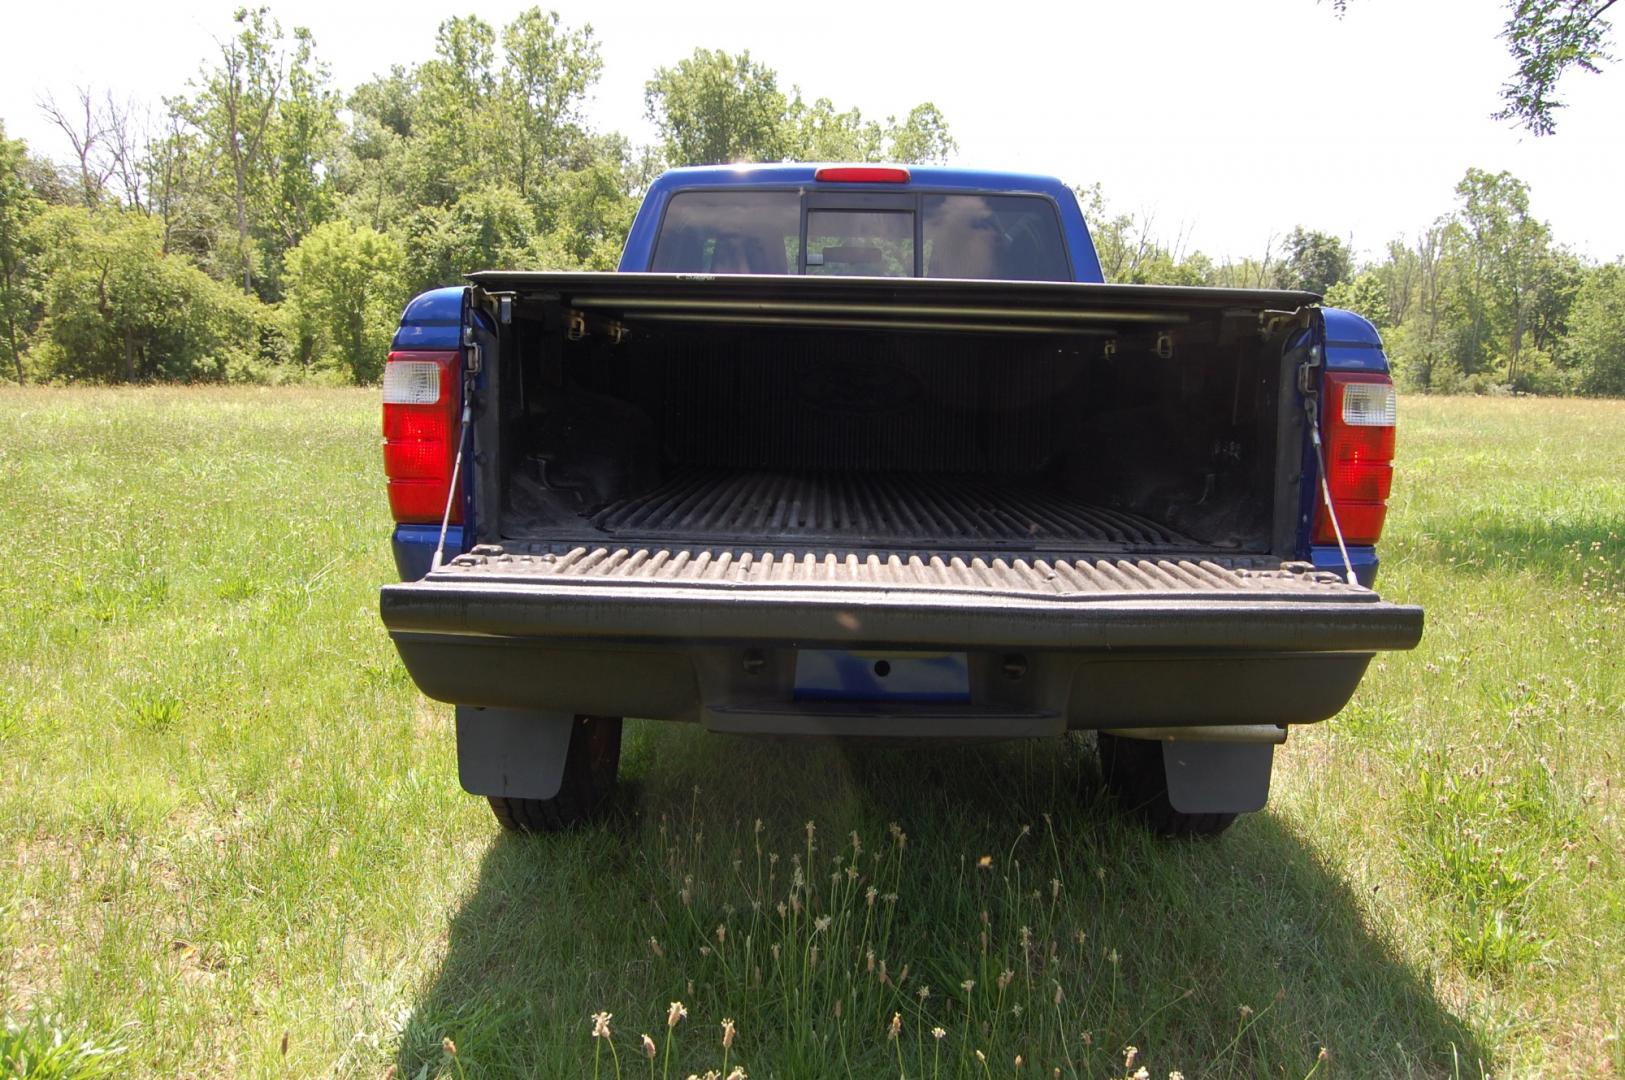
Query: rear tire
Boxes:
[
  {"xmin": 1096, "ymin": 731, "xmax": 1237, "ymax": 838},
  {"xmin": 487, "ymin": 715, "xmax": 622, "ymax": 832}
]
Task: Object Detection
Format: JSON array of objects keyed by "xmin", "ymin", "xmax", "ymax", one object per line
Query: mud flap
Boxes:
[
  {"xmin": 455, "ymin": 706, "xmax": 575, "ymax": 800},
  {"xmin": 1162, "ymin": 741, "xmax": 1274, "ymax": 814}
]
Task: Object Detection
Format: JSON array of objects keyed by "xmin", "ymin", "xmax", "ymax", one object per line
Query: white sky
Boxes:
[{"xmin": 3, "ymin": 0, "xmax": 1621, "ymax": 264}]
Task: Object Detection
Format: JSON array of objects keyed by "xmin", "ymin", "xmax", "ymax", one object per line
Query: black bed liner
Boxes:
[{"xmin": 581, "ymin": 469, "xmax": 1189, "ymax": 549}]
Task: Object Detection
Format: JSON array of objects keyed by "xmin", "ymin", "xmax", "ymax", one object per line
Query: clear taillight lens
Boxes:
[
  {"xmin": 1341, "ymin": 380, "xmax": 1397, "ymax": 427},
  {"xmin": 383, "ymin": 360, "xmax": 442, "ymax": 406}
]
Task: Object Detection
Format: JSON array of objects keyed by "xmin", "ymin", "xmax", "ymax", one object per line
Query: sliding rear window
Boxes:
[
  {"xmin": 648, "ymin": 189, "xmax": 1070, "ymax": 280},
  {"xmin": 806, "ymin": 209, "xmax": 914, "ymax": 277}
]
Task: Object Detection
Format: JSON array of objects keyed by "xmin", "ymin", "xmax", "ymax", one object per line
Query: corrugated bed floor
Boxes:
[
  {"xmin": 588, "ymin": 469, "xmax": 1189, "ymax": 549},
  {"xmin": 437, "ymin": 545, "xmax": 1371, "ymax": 601}
]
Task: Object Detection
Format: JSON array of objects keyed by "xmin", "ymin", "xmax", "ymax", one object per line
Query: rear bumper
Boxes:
[{"xmin": 381, "ymin": 574, "xmax": 1422, "ymax": 737}]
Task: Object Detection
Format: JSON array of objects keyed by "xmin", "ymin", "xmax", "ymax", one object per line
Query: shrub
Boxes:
[
  {"xmin": 282, "ymin": 219, "xmax": 407, "ymax": 383},
  {"xmin": 27, "ymin": 206, "xmax": 272, "ymax": 383}
]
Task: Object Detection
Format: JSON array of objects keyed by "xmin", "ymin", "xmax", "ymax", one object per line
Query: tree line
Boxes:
[
  {"xmin": 0, "ymin": 7, "xmax": 953, "ymax": 386},
  {"xmin": 0, "ymin": 4, "xmax": 1620, "ymax": 395},
  {"xmin": 1083, "ymin": 169, "xmax": 1624, "ymax": 396}
]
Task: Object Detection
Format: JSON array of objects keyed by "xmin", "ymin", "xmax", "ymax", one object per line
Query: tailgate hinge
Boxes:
[
  {"xmin": 461, "ymin": 324, "xmax": 483, "ymax": 375},
  {"xmin": 1296, "ymin": 341, "xmax": 1322, "ymax": 397}
]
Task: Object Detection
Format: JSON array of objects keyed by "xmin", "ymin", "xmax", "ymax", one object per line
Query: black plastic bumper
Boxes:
[{"xmin": 381, "ymin": 580, "xmax": 1422, "ymax": 736}]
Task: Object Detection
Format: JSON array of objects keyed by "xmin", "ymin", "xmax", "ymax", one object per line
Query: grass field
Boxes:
[{"xmin": 0, "ymin": 388, "xmax": 1620, "ymax": 1079}]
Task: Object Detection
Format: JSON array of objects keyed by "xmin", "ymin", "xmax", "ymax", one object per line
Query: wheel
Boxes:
[
  {"xmin": 1095, "ymin": 731, "xmax": 1237, "ymax": 838},
  {"xmin": 487, "ymin": 715, "xmax": 622, "ymax": 832}
]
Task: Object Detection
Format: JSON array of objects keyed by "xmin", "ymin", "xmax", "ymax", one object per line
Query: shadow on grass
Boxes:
[
  {"xmin": 1413, "ymin": 510, "xmax": 1623, "ymax": 578},
  {"xmin": 395, "ymin": 725, "xmax": 1485, "ymax": 1078}
]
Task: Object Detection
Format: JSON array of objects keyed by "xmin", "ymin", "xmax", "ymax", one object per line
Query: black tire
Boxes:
[
  {"xmin": 1095, "ymin": 731, "xmax": 1237, "ymax": 838},
  {"xmin": 487, "ymin": 715, "xmax": 622, "ymax": 832}
]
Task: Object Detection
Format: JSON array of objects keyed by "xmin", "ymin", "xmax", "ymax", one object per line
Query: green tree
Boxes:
[
  {"xmin": 1564, "ymin": 261, "xmax": 1625, "ymax": 395},
  {"xmin": 1371, "ymin": 239, "xmax": 1421, "ymax": 327},
  {"xmin": 157, "ymin": 9, "xmax": 342, "ymax": 298},
  {"xmin": 1368, "ymin": 225, "xmax": 1454, "ymax": 389},
  {"xmin": 784, "ymin": 98, "xmax": 958, "ymax": 164},
  {"xmin": 646, "ymin": 49, "xmax": 956, "ymax": 168},
  {"xmin": 1453, "ymin": 168, "xmax": 1551, "ymax": 386},
  {"xmin": 282, "ymin": 219, "xmax": 406, "ymax": 382},
  {"xmin": 499, "ymin": 8, "xmax": 602, "ymax": 195},
  {"xmin": 785, "ymin": 97, "xmax": 884, "ymax": 163},
  {"xmin": 183, "ymin": 6, "xmax": 290, "ymax": 293},
  {"xmin": 884, "ymin": 103, "xmax": 957, "ymax": 165},
  {"xmin": 1324, "ymin": 272, "xmax": 1394, "ymax": 328},
  {"xmin": 146, "ymin": 108, "xmax": 214, "ymax": 261},
  {"xmin": 342, "ymin": 9, "xmax": 606, "ymax": 218},
  {"xmin": 530, "ymin": 143, "xmax": 640, "ymax": 270},
  {"xmin": 1328, "ymin": 0, "xmax": 1617, "ymax": 134},
  {"xmin": 20, "ymin": 153, "xmax": 78, "ymax": 207},
  {"xmin": 341, "ymin": 65, "xmax": 421, "ymax": 229},
  {"xmin": 1527, "ymin": 246, "xmax": 1586, "ymax": 361},
  {"xmin": 1495, "ymin": 0, "xmax": 1618, "ymax": 134},
  {"xmin": 264, "ymin": 27, "xmax": 340, "ymax": 260},
  {"xmin": 402, "ymin": 185, "xmax": 534, "ymax": 292},
  {"xmin": 414, "ymin": 16, "xmax": 501, "ymax": 201},
  {"xmin": 1072, "ymin": 183, "xmax": 1194, "ymax": 284},
  {"xmin": 1, "ymin": 124, "xmax": 42, "ymax": 382},
  {"xmin": 1276, "ymin": 226, "xmax": 1352, "ymax": 294},
  {"xmin": 645, "ymin": 49, "xmax": 790, "ymax": 166},
  {"xmin": 1408, "ymin": 222, "xmax": 1454, "ymax": 386}
]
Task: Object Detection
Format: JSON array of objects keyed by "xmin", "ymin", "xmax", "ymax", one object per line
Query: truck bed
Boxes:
[
  {"xmin": 474, "ymin": 272, "xmax": 1330, "ymax": 564},
  {"xmin": 382, "ymin": 271, "xmax": 1421, "ymax": 738}
]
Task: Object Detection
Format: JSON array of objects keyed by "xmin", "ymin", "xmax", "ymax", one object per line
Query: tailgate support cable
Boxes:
[
  {"xmin": 429, "ymin": 394, "xmax": 468, "ymax": 571},
  {"xmin": 1304, "ymin": 395, "xmax": 1358, "ymax": 587},
  {"xmin": 1297, "ymin": 338, "xmax": 1358, "ymax": 587},
  {"xmin": 430, "ymin": 370, "xmax": 476, "ymax": 574}
]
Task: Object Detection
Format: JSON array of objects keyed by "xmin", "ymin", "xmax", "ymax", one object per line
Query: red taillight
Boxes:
[
  {"xmin": 814, "ymin": 165, "xmax": 911, "ymax": 184},
  {"xmin": 1313, "ymin": 372, "xmax": 1396, "ymax": 546},
  {"xmin": 382, "ymin": 349, "xmax": 462, "ymax": 524}
]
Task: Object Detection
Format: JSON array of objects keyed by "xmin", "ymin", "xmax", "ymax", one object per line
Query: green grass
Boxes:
[{"xmin": 0, "ymin": 388, "xmax": 1620, "ymax": 1079}]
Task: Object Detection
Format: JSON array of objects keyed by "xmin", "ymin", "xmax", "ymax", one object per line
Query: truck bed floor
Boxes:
[{"xmin": 582, "ymin": 469, "xmax": 1192, "ymax": 550}]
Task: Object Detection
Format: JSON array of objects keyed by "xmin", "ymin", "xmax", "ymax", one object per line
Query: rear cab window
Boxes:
[
  {"xmin": 648, "ymin": 189, "xmax": 1070, "ymax": 281},
  {"xmin": 649, "ymin": 191, "xmax": 800, "ymax": 274},
  {"xmin": 806, "ymin": 209, "xmax": 913, "ymax": 277}
]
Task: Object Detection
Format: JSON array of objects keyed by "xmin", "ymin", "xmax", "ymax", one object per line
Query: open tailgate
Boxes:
[{"xmin": 383, "ymin": 545, "xmax": 1422, "ymax": 652}]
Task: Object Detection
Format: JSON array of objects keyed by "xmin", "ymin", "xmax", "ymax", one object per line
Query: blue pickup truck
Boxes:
[{"xmin": 379, "ymin": 164, "xmax": 1422, "ymax": 836}]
